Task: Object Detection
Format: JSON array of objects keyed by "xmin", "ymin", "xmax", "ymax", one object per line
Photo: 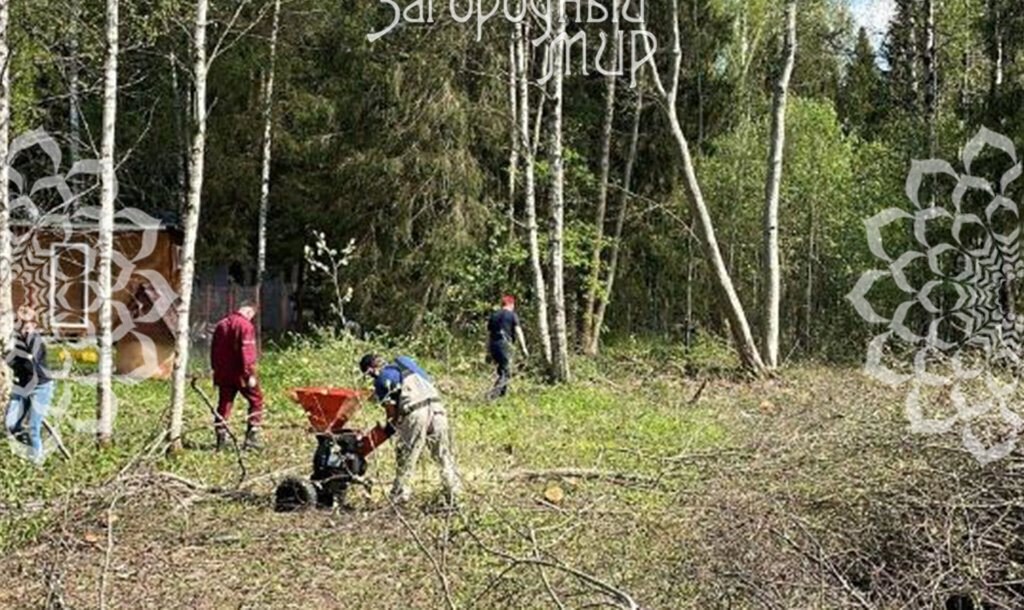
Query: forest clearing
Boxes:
[
  {"xmin": 3, "ymin": 0, "xmax": 1024, "ymax": 607},
  {"xmin": 0, "ymin": 336, "xmax": 1019, "ymax": 608}
]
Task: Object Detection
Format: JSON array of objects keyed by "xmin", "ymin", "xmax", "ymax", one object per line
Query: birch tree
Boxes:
[
  {"xmin": 256, "ymin": 0, "xmax": 281, "ymax": 314},
  {"xmin": 924, "ymin": 0, "xmax": 938, "ymax": 158},
  {"xmin": 170, "ymin": 51, "xmax": 187, "ymax": 210},
  {"xmin": 517, "ymin": 22, "xmax": 552, "ymax": 365},
  {"xmin": 989, "ymin": 0, "xmax": 1003, "ymax": 100},
  {"xmin": 169, "ymin": 0, "xmax": 211, "ymax": 450},
  {"xmin": 96, "ymin": 0, "xmax": 119, "ymax": 444},
  {"xmin": 581, "ymin": 19, "xmax": 618, "ymax": 355},
  {"xmin": 548, "ymin": 10, "xmax": 570, "ymax": 382},
  {"xmin": 169, "ymin": 0, "xmax": 268, "ymax": 448},
  {"xmin": 506, "ymin": 28, "xmax": 518, "ymax": 240},
  {"xmin": 589, "ymin": 87, "xmax": 643, "ymax": 356},
  {"xmin": 69, "ymin": 0, "xmax": 82, "ymax": 171},
  {"xmin": 645, "ymin": 0, "xmax": 766, "ymax": 373},
  {"xmin": 0, "ymin": 0, "xmax": 11, "ymax": 407},
  {"xmin": 761, "ymin": 0, "xmax": 797, "ymax": 370}
]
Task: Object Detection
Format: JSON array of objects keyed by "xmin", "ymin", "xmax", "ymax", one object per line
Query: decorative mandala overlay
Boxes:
[
  {"xmin": 848, "ymin": 127, "xmax": 1024, "ymax": 465},
  {"xmin": 4, "ymin": 129, "xmax": 180, "ymax": 464}
]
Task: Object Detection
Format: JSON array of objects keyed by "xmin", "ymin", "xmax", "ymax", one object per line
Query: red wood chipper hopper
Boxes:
[{"xmin": 274, "ymin": 387, "xmax": 395, "ymax": 511}]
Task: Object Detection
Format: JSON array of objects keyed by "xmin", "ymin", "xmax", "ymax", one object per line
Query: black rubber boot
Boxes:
[
  {"xmin": 243, "ymin": 427, "xmax": 263, "ymax": 450},
  {"xmin": 215, "ymin": 428, "xmax": 228, "ymax": 452}
]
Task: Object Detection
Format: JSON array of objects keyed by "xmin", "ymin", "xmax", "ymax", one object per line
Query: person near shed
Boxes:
[
  {"xmin": 486, "ymin": 295, "xmax": 529, "ymax": 401},
  {"xmin": 359, "ymin": 354, "xmax": 460, "ymax": 505},
  {"xmin": 210, "ymin": 302, "xmax": 264, "ymax": 450},
  {"xmin": 4, "ymin": 306, "xmax": 54, "ymax": 463}
]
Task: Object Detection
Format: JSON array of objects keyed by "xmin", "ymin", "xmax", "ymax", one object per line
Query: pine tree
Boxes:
[
  {"xmin": 884, "ymin": 0, "xmax": 920, "ymax": 113},
  {"xmin": 840, "ymin": 27, "xmax": 882, "ymax": 135}
]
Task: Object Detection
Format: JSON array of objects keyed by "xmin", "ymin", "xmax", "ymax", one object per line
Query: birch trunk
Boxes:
[
  {"xmin": 804, "ymin": 203, "xmax": 815, "ymax": 350},
  {"xmin": 761, "ymin": 0, "xmax": 797, "ymax": 370},
  {"xmin": 69, "ymin": 0, "xmax": 81, "ymax": 174},
  {"xmin": 506, "ymin": 28, "xmax": 518, "ymax": 241},
  {"xmin": 925, "ymin": 0, "xmax": 937, "ymax": 157},
  {"xmin": 908, "ymin": 3, "xmax": 918, "ymax": 103},
  {"xmin": 169, "ymin": 0, "xmax": 210, "ymax": 450},
  {"xmin": 685, "ymin": 243, "xmax": 694, "ymax": 348},
  {"xmin": 170, "ymin": 52, "xmax": 187, "ymax": 210},
  {"xmin": 531, "ymin": 45, "xmax": 548, "ymax": 154},
  {"xmin": 646, "ymin": 0, "xmax": 766, "ymax": 373},
  {"xmin": 988, "ymin": 0, "xmax": 1003, "ymax": 124},
  {"xmin": 256, "ymin": 0, "xmax": 281, "ymax": 345},
  {"xmin": 738, "ymin": 6, "xmax": 750, "ymax": 120},
  {"xmin": 548, "ymin": 11, "xmax": 570, "ymax": 382},
  {"xmin": 693, "ymin": 0, "xmax": 704, "ymax": 153},
  {"xmin": 96, "ymin": 0, "xmax": 119, "ymax": 445},
  {"xmin": 0, "ymin": 0, "xmax": 11, "ymax": 406},
  {"xmin": 517, "ymin": 22, "xmax": 552, "ymax": 365},
  {"xmin": 589, "ymin": 88, "xmax": 643, "ymax": 356},
  {"xmin": 581, "ymin": 20, "xmax": 618, "ymax": 355}
]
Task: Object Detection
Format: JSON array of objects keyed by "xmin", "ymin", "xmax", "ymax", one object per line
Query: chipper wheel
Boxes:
[{"xmin": 274, "ymin": 477, "xmax": 319, "ymax": 512}]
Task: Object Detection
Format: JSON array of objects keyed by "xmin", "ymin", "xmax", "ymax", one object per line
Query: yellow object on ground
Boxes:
[{"xmin": 57, "ymin": 347, "xmax": 100, "ymax": 364}]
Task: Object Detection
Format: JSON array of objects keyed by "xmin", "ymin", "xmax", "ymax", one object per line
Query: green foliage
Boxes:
[
  {"xmin": 699, "ymin": 97, "xmax": 907, "ymax": 356},
  {"xmin": 839, "ymin": 28, "xmax": 884, "ymax": 136},
  {"xmin": 5, "ymin": 0, "xmax": 1022, "ymax": 362}
]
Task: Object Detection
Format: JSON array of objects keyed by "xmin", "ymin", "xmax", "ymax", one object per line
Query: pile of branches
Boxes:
[
  {"xmin": 671, "ymin": 402, "xmax": 1024, "ymax": 609},
  {"xmin": 832, "ymin": 449, "xmax": 1024, "ymax": 609}
]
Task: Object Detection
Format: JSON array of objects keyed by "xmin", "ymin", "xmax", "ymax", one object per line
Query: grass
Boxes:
[{"xmin": 0, "ymin": 335, "xmax": 1019, "ymax": 608}]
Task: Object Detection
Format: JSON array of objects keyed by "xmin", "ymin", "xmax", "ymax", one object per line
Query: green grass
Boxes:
[
  {"xmin": 3, "ymin": 336, "xmax": 993, "ymax": 608},
  {"xmin": 0, "ymin": 334, "xmax": 725, "ymax": 544}
]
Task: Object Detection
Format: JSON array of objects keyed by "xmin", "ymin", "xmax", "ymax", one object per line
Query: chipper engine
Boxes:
[{"xmin": 274, "ymin": 387, "xmax": 394, "ymax": 511}]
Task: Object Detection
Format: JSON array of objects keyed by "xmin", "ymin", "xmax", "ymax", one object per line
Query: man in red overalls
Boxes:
[{"xmin": 210, "ymin": 302, "xmax": 264, "ymax": 450}]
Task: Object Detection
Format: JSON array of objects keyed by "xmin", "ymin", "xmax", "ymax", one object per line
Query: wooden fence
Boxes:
[{"xmin": 190, "ymin": 270, "xmax": 296, "ymax": 336}]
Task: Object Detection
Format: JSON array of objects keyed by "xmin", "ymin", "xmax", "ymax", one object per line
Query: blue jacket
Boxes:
[{"xmin": 373, "ymin": 356, "xmax": 433, "ymax": 404}]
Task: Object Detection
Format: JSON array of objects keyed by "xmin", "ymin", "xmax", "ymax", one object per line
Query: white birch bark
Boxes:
[
  {"xmin": 96, "ymin": 0, "xmax": 119, "ymax": 444},
  {"xmin": 0, "ymin": 0, "xmax": 11, "ymax": 405},
  {"xmin": 548, "ymin": 10, "xmax": 570, "ymax": 382},
  {"xmin": 257, "ymin": 0, "xmax": 280, "ymax": 287},
  {"xmin": 582, "ymin": 19, "xmax": 618, "ymax": 355},
  {"xmin": 170, "ymin": 52, "xmax": 187, "ymax": 210},
  {"xmin": 69, "ymin": 0, "xmax": 81, "ymax": 174},
  {"xmin": 589, "ymin": 88, "xmax": 643, "ymax": 356},
  {"xmin": 908, "ymin": 3, "xmax": 918, "ymax": 102},
  {"xmin": 925, "ymin": 0, "xmax": 938, "ymax": 158},
  {"xmin": 506, "ymin": 28, "xmax": 518, "ymax": 241},
  {"xmin": 518, "ymin": 22, "xmax": 552, "ymax": 366},
  {"xmin": 761, "ymin": 0, "xmax": 796, "ymax": 370},
  {"xmin": 169, "ymin": 0, "xmax": 210, "ymax": 449},
  {"xmin": 644, "ymin": 0, "xmax": 766, "ymax": 373},
  {"xmin": 255, "ymin": 0, "xmax": 281, "ymax": 351},
  {"xmin": 991, "ymin": 0, "xmax": 1003, "ymax": 95}
]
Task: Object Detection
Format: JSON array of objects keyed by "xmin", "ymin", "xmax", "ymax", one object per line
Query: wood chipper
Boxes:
[{"xmin": 274, "ymin": 387, "xmax": 394, "ymax": 511}]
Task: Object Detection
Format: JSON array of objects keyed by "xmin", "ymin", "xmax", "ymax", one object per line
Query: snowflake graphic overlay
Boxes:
[
  {"xmin": 847, "ymin": 127, "xmax": 1024, "ymax": 464},
  {"xmin": 4, "ymin": 129, "xmax": 180, "ymax": 463}
]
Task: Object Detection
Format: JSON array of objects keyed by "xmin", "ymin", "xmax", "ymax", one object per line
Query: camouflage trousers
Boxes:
[{"xmin": 392, "ymin": 401, "xmax": 460, "ymax": 503}]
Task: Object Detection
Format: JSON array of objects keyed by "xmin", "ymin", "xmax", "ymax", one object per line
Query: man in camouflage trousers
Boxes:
[{"xmin": 360, "ymin": 354, "xmax": 460, "ymax": 505}]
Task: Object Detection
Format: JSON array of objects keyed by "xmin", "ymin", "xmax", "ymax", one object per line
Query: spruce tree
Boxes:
[
  {"xmin": 841, "ymin": 27, "xmax": 882, "ymax": 136},
  {"xmin": 884, "ymin": 0, "xmax": 920, "ymax": 114}
]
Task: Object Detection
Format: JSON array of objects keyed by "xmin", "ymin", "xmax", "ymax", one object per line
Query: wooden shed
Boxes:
[{"xmin": 11, "ymin": 213, "xmax": 182, "ymax": 379}]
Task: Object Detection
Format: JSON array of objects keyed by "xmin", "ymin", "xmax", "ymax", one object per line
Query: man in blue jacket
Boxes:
[
  {"xmin": 486, "ymin": 295, "xmax": 529, "ymax": 400},
  {"xmin": 360, "ymin": 354, "xmax": 460, "ymax": 504}
]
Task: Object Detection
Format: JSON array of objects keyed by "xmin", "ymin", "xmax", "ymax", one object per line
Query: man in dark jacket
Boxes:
[
  {"xmin": 210, "ymin": 302, "xmax": 264, "ymax": 450},
  {"xmin": 4, "ymin": 306, "xmax": 54, "ymax": 463},
  {"xmin": 486, "ymin": 295, "xmax": 529, "ymax": 401}
]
